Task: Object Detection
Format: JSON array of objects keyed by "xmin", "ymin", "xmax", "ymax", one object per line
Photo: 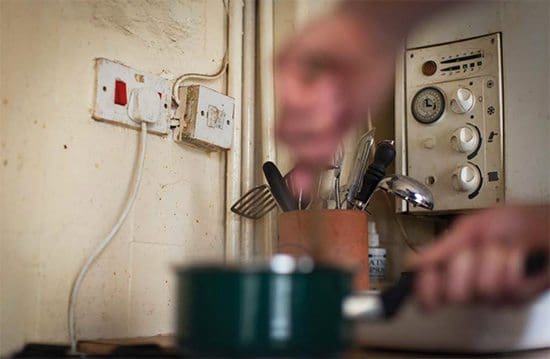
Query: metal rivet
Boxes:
[{"xmin": 487, "ymin": 80, "xmax": 494, "ymax": 88}]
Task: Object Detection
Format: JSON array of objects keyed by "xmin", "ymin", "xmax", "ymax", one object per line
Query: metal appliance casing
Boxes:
[{"xmin": 397, "ymin": 33, "xmax": 504, "ymax": 213}]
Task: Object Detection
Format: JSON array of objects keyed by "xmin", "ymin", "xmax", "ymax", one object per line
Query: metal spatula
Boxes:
[
  {"xmin": 231, "ymin": 165, "xmax": 295, "ymax": 220},
  {"xmin": 231, "ymin": 184, "xmax": 277, "ymax": 219}
]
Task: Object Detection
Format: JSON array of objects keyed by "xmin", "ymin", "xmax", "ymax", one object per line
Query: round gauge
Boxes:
[{"xmin": 411, "ymin": 87, "xmax": 445, "ymax": 124}]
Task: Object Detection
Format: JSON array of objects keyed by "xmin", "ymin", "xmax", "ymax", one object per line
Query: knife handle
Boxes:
[
  {"xmin": 262, "ymin": 161, "xmax": 297, "ymax": 212},
  {"xmin": 354, "ymin": 141, "xmax": 396, "ymax": 204}
]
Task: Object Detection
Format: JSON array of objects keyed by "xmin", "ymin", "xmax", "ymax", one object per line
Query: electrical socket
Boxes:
[{"xmin": 92, "ymin": 58, "xmax": 171, "ymax": 135}]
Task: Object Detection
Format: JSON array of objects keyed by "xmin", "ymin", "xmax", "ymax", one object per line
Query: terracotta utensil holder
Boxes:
[{"xmin": 278, "ymin": 210, "xmax": 369, "ymax": 290}]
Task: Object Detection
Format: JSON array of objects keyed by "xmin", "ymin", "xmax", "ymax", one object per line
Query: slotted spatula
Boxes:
[
  {"xmin": 231, "ymin": 164, "xmax": 296, "ymax": 220},
  {"xmin": 230, "ymin": 183, "xmax": 277, "ymax": 219}
]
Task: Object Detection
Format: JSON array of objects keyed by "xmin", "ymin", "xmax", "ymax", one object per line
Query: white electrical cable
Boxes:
[
  {"xmin": 171, "ymin": 59, "xmax": 228, "ymax": 105},
  {"xmin": 171, "ymin": 0, "xmax": 229, "ymax": 105},
  {"xmin": 382, "ymin": 191, "xmax": 419, "ymax": 253},
  {"xmin": 68, "ymin": 121, "xmax": 148, "ymax": 353}
]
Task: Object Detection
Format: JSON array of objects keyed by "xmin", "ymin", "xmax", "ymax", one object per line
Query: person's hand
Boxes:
[
  {"xmin": 409, "ymin": 205, "xmax": 550, "ymax": 310},
  {"xmin": 275, "ymin": 8, "xmax": 400, "ymax": 193}
]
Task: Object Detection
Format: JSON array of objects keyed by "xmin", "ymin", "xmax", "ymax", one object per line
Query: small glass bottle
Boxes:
[{"xmin": 368, "ymin": 221, "xmax": 386, "ymax": 290}]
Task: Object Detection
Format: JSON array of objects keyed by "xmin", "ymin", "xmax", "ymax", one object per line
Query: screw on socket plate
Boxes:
[{"xmin": 487, "ymin": 80, "xmax": 494, "ymax": 88}]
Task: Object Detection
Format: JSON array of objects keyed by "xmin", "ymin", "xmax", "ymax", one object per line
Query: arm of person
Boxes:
[{"xmin": 409, "ymin": 205, "xmax": 550, "ymax": 310}]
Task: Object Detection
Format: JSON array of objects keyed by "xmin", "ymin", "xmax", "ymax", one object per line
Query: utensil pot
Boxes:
[{"xmin": 278, "ymin": 210, "xmax": 370, "ymax": 290}]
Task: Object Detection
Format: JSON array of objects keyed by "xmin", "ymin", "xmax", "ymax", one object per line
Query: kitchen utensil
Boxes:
[
  {"xmin": 176, "ymin": 255, "xmax": 353, "ymax": 358},
  {"xmin": 353, "ymin": 140, "xmax": 396, "ymax": 209},
  {"xmin": 377, "ymin": 174, "xmax": 434, "ymax": 210},
  {"xmin": 344, "ymin": 251, "xmax": 549, "ymax": 321},
  {"xmin": 231, "ymin": 167, "xmax": 296, "ymax": 219},
  {"xmin": 333, "ymin": 145, "xmax": 345, "ymax": 209},
  {"xmin": 230, "ymin": 184, "xmax": 277, "ymax": 219},
  {"xmin": 262, "ymin": 161, "xmax": 297, "ymax": 212},
  {"xmin": 345, "ymin": 128, "xmax": 375, "ymax": 208}
]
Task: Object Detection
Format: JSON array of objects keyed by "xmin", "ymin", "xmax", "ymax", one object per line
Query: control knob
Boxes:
[
  {"xmin": 450, "ymin": 125, "xmax": 480, "ymax": 154},
  {"xmin": 451, "ymin": 164, "xmax": 481, "ymax": 193},
  {"xmin": 450, "ymin": 88, "xmax": 474, "ymax": 114}
]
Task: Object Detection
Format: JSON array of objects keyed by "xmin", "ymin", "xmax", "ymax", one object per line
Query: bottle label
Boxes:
[{"xmin": 369, "ymin": 254, "xmax": 386, "ymax": 279}]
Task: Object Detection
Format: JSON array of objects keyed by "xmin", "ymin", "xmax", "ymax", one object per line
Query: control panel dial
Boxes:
[
  {"xmin": 451, "ymin": 164, "xmax": 481, "ymax": 193},
  {"xmin": 450, "ymin": 125, "xmax": 480, "ymax": 154},
  {"xmin": 450, "ymin": 87, "xmax": 475, "ymax": 114},
  {"xmin": 411, "ymin": 87, "xmax": 445, "ymax": 124}
]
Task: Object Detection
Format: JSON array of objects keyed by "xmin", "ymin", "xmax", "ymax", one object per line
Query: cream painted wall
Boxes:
[{"xmin": 0, "ymin": 0, "xmax": 227, "ymax": 355}]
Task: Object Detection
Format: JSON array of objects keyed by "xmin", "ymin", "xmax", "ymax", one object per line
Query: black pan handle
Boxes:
[{"xmin": 262, "ymin": 161, "xmax": 297, "ymax": 212}]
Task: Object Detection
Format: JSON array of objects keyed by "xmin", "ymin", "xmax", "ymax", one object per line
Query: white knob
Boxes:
[
  {"xmin": 450, "ymin": 125, "xmax": 480, "ymax": 153},
  {"xmin": 451, "ymin": 164, "xmax": 481, "ymax": 192},
  {"xmin": 450, "ymin": 88, "xmax": 474, "ymax": 114}
]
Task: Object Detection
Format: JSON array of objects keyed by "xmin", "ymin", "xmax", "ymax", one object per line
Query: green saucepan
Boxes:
[{"xmin": 176, "ymin": 255, "xmax": 353, "ymax": 358}]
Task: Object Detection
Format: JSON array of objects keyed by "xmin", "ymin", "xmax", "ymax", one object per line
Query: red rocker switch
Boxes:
[{"xmin": 114, "ymin": 80, "xmax": 127, "ymax": 106}]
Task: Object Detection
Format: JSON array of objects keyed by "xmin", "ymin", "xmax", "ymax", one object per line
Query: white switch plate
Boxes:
[
  {"xmin": 92, "ymin": 58, "xmax": 171, "ymax": 135},
  {"xmin": 174, "ymin": 85, "xmax": 235, "ymax": 151}
]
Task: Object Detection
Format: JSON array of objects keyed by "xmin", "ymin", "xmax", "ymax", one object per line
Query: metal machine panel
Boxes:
[{"xmin": 402, "ymin": 33, "xmax": 504, "ymax": 213}]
